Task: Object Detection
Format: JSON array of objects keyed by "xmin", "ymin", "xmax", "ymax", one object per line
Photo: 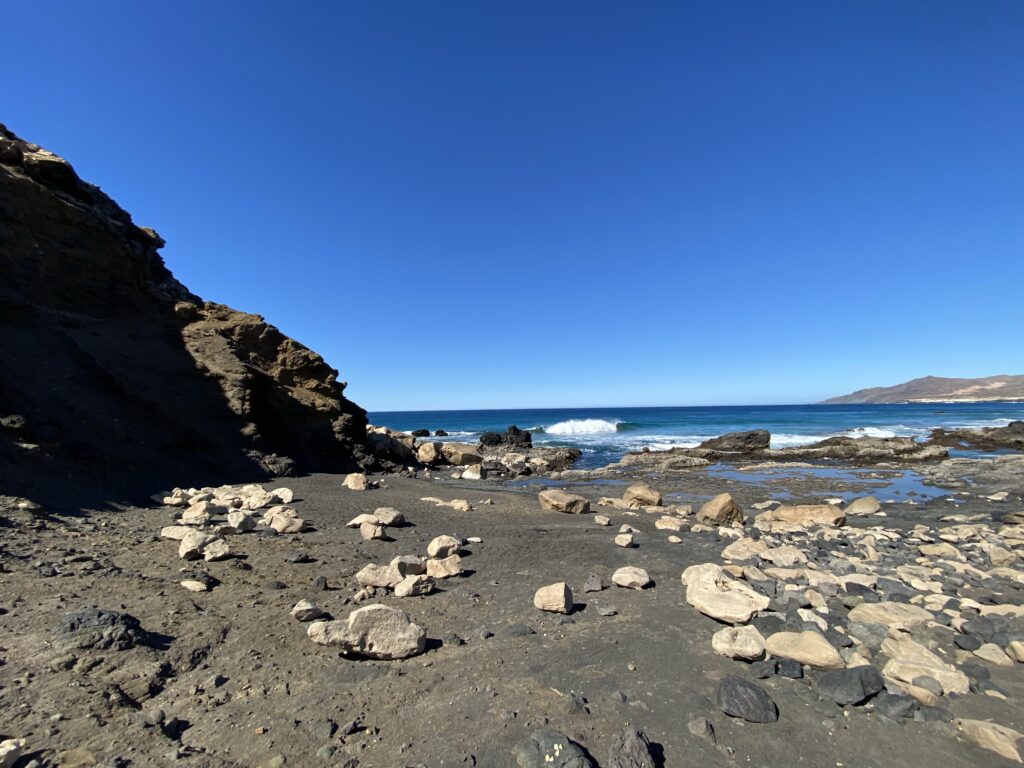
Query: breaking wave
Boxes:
[{"xmin": 543, "ymin": 418, "xmax": 622, "ymax": 435}]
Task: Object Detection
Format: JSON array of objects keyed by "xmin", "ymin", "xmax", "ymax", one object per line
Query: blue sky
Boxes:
[{"xmin": 6, "ymin": 2, "xmax": 1023, "ymax": 410}]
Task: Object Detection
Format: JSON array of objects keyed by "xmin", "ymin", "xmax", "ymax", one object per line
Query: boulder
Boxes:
[
  {"xmin": 0, "ymin": 739, "xmax": 26, "ymax": 768},
  {"xmin": 847, "ymin": 601, "xmax": 932, "ymax": 630},
  {"xmin": 614, "ymin": 533, "xmax": 636, "ymax": 548},
  {"xmin": 307, "ymin": 605, "xmax": 426, "ymax": 659},
  {"xmin": 766, "ymin": 504, "xmax": 845, "ymax": 528},
  {"xmin": 226, "ymin": 510, "xmax": 256, "ymax": 533},
  {"xmin": 178, "ymin": 530, "xmax": 219, "ymax": 560},
  {"xmin": 654, "ymin": 516, "xmax": 685, "ymax": 531},
  {"xmin": 359, "ymin": 522, "xmax": 386, "ymax": 540},
  {"xmin": 534, "ymin": 582, "xmax": 573, "ymax": 613},
  {"xmin": 716, "ymin": 675, "xmax": 778, "ymax": 723},
  {"xmin": 394, "ymin": 574, "xmax": 435, "ymax": 598},
  {"xmin": 612, "ymin": 566, "xmax": 652, "ymax": 590},
  {"xmin": 697, "ymin": 493, "xmax": 743, "ymax": 525},
  {"xmin": 343, "ymin": 473, "xmax": 369, "ymax": 490},
  {"xmin": 461, "ymin": 464, "xmax": 485, "ymax": 481},
  {"xmin": 426, "ymin": 554, "xmax": 463, "ymax": 578},
  {"xmin": 427, "ymin": 535, "xmax": 461, "ymax": 558},
  {"xmin": 764, "ymin": 631, "xmax": 844, "ymax": 669},
  {"xmin": 881, "ymin": 632, "xmax": 969, "ymax": 695},
  {"xmin": 291, "ymin": 599, "xmax": 328, "ymax": 622},
  {"xmin": 682, "ymin": 563, "xmax": 770, "ymax": 624},
  {"xmin": 538, "ymin": 489, "xmax": 591, "ymax": 514},
  {"xmin": 54, "ymin": 608, "xmax": 151, "ymax": 651},
  {"xmin": 721, "ymin": 537, "xmax": 769, "ymax": 562},
  {"xmin": 606, "ymin": 726, "xmax": 656, "ymax": 768},
  {"xmin": 816, "ymin": 665, "xmax": 885, "ymax": 705},
  {"xmin": 480, "ymin": 425, "xmax": 533, "ymax": 449},
  {"xmin": 699, "ymin": 430, "xmax": 771, "ymax": 452},
  {"xmin": 202, "ymin": 538, "xmax": 231, "ymax": 562},
  {"xmin": 623, "ymin": 483, "xmax": 662, "ymax": 508},
  {"xmin": 956, "ymin": 718, "xmax": 1023, "ymax": 763},
  {"xmin": 441, "ymin": 443, "xmax": 483, "ymax": 466},
  {"xmin": 846, "ymin": 496, "xmax": 881, "ymax": 516},
  {"xmin": 355, "ymin": 563, "xmax": 403, "ymax": 589},
  {"xmin": 712, "ymin": 625, "xmax": 766, "ymax": 660},
  {"xmin": 416, "ymin": 441, "xmax": 445, "ymax": 464}
]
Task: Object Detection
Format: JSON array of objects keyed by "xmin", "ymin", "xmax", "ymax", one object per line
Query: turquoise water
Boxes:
[{"xmin": 369, "ymin": 402, "xmax": 1024, "ymax": 469}]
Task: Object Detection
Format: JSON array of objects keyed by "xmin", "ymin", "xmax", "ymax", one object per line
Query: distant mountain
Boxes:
[{"xmin": 823, "ymin": 375, "xmax": 1024, "ymax": 404}]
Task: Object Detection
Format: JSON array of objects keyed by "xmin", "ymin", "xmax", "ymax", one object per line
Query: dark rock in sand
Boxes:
[
  {"xmin": 929, "ymin": 420, "xmax": 1024, "ymax": 451},
  {"xmin": 606, "ymin": 726, "xmax": 656, "ymax": 768},
  {"xmin": 435, "ymin": 429, "xmax": 448, "ymax": 436},
  {"xmin": 716, "ymin": 675, "xmax": 779, "ymax": 723},
  {"xmin": 55, "ymin": 608, "xmax": 152, "ymax": 651},
  {"xmin": 698, "ymin": 429, "xmax": 771, "ymax": 452},
  {"xmin": 513, "ymin": 729, "xmax": 594, "ymax": 768},
  {"xmin": 583, "ymin": 573, "xmax": 608, "ymax": 593},
  {"xmin": 817, "ymin": 665, "xmax": 885, "ymax": 706},
  {"xmin": 873, "ymin": 692, "xmax": 917, "ymax": 720},
  {"xmin": 411, "ymin": 429, "xmax": 431, "ymax": 437},
  {"xmin": 0, "ymin": 123, "xmax": 372, "ymax": 508}
]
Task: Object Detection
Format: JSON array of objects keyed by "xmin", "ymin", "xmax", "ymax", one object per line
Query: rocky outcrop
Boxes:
[
  {"xmin": 0, "ymin": 124, "xmax": 370, "ymax": 506},
  {"xmin": 929, "ymin": 420, "xmax": 1024, "ymax": 451},
  {"xmin": 479, "ymin": 425, "xmax": 532, "ymax": 449},
  {"xmin": 698, "ymin": 429, "xmax": 770, "ymax": 452}
]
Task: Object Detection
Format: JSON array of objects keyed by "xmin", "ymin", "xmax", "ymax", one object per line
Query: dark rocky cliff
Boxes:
[{"xmin": 0, "ymin": 124, "xmax": 371, "ymax": 507}]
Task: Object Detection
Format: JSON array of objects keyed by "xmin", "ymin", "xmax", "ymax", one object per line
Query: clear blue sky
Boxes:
[{"xmin": 7, "ymin": 2, "xmax": 1023, "ymax": 410}]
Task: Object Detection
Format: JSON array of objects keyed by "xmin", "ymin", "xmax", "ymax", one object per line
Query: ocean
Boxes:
[{"xmin": 369, "ymin": 402, "xmax": 1024, "ymax": 469}]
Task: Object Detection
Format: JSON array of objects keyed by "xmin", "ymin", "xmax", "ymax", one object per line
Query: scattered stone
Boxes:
[
  {"xmin": 512, "ymin": 729, "xmax": 594, "ymax": 768},
  {"xmin": 687, "ymin": 717, "xmax": 716, "ymax": 743},
  {"xmin": 847, "ymin": 496, "xmax": 881, "ymax": 516},
  {"xmin": 623, "ymin": 483, "xmax": 662, "ymax": 508},
  {"xmin": 614, "ymin": 533, "xmax": 636, "ymax": 548},
  {"xmin": 765, "ymin": 630, "xmax": 844, "ymax": 669},
  {"xmin": 716, "ymin": 675, "xmax": 779, "ymax": 723},
  {"xmin": 54, "ymin": 609, "xmax": 150, "ymax": 651},
  {"xmin": 682, "ymin": 563, "xmax": 770, "ymax": 624},
  {"xmin": 178, "ymin": 530, "xmax": 219, "ymax": 560},
  {"xmin": 766, "ymin": 504, "xmax": 845, "ymax": 528},
  {"xmin": 291, "ymin": 600, "xmax": 328, "ymax": 622},
  {"xmin": 847, "ymin": 601, "xmax": 933, "ymax": 630},
  {"xmin": 956, "ymin": 718, "xmax": 1023, "ymax": 763},
  {"xmin": 226, "ymin": 511, "xmax": 256, "ymax": 533},
  {"xmin": 395, "ymin": 574, "xmax": 435, "ymax": 598},
  {"xmin": 343, "ymin": 473, "xmax": 370, "ymax": 490},
  {"xmin": 606, "ymin": 726, "xmax": 656, "ymax": 768},
  {"xmin": 538, "ymin": 489, "xmax": 591, "ymax": 514},
  {"xmin": 712, "ymin": 625, "xmax": 766, "ymax": 660},
  {"xmin": 697, "ymin": 493, "xmax": 743, "ymax": 525},
  {"xmin": 534, "ymin": 582, "xmax": 572, "ymax": 614},
  {"xmin": 881, "ymin": 632, "xmax": 970, "ymax": 695},
  {"xmin": 307, "ymin": 604, "xmax": 426, "ymax": 659},
  {"xmin": 180, "ymin": 579, "xmax": 209, "ymax": 593},
  {"xmin": 426, "ymin": 554, "xmax": 463, "ymax": 579},
  {"xmin": 584, "ymin": 574, "xmax": 608, "ymax": 593},
  {"xmin": 202, "ymin": 538, "xmax": 231, "ymax": 562},
  {"xmin": 0, "ymin": 739, "xmax": 25, "ymax": 768},
  {"xmin": 427, "ymin": 535, "xmax": 461, "ymax": 558},
  {"xmin": 817, "ymin": 665, "xmax": 885, "ymax": 705},
  {"xmin": 594, "ymin": 515, "xmax": 611, "ymax": 526},
  {"xmin": 355, "ymin": 563, "xmax": 402, "ymax": 589},
  {"xmin": 359, "ymin": 522, "xmax": 386, "ymax": 540},
  {"xmin": 612, "ymin": 567, "xmax": 652, "ymax": 590}
]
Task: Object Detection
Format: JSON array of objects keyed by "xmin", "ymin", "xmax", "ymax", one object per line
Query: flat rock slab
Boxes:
[
  {"xmin": 54, "ymin": 608, "xmax": 152, "ymax": 651},
  {"xmin": 307, "ymin": 604, "xmax": 425, "ymax": 660},
  {"xmin": 538, "ymin": 489, "xmax": 591, "ymax": 514}
]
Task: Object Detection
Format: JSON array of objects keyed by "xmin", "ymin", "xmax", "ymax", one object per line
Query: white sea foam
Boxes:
[
  {"xmin": 770, "ymin": 433, "xmax": 831, "ymax": 448},
  {"xmin": 545, "ymin": 418, "xmax": 620, "ymax": 435},
  {"xmin": 845, "ymin": 426, "xmax": 898, "ymax": 439}
]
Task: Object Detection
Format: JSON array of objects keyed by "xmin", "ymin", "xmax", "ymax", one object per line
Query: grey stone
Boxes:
[
  {"xmin": 716, "ymin": 675, "xmax": 779, "ymax": 723},
  {"xmin": 513, "ymin": 729, "xmax": 594, "ymax": 767}
]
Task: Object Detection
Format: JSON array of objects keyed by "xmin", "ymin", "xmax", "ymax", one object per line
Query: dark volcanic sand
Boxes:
[{"xmin": 1, "ymin": 469, "xmax": 1021, "ymax": 767}]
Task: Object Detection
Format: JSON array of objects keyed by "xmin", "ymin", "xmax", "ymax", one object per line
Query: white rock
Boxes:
[
  {"xmin": 426, "ymin": 554, "xmax": 463, "ymax": 579},
  {"xmin": 614, "ymin": 533, "xmax": 636, "ymax": 548},
  {"xmin": 307, "ymin": 604, "xmax": 426, "ymax": 659},
  {"xmin": 203, "ymin": 539, "xmax": 231, "ymax": 562},
  {"xmin": 291, "ymin": 599, "xmax": 328, "ymax": 622},
  {"xmin": 427, "ymin": 535, "xmax": 461, "ymax": 558},
  {"xmin": 612, "ymin": 566, "xmax": 652, "ymax": 590},
  {"xmin": 343, "ymin": 473, "xmax": 369, "ymax": 490},
  {"xmin": 712, "ymin": 625, "xmax": 765, "ymax": 660},
  {"xmin": 178, "ymin": 530, "xmax": 219, "ymax": 560},
  {"xmin": 394, "ymin": 574, "xmax": 436, "ymax": 597},
  {"xmin": 534, "ymin": 582, "xmax": 572, "ymax": 613},
  {"xmin": 682, "ymin": 563, "xmax": 770, "ymax": 624},
  {"xmin": 764, "ymin": 631, "xmax": 843, "ymax": 669}
]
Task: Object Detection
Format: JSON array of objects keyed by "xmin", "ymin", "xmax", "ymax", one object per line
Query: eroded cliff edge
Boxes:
[{"xmin": 0, "ymin": 124, "xmax": 371, "ymax": 507}]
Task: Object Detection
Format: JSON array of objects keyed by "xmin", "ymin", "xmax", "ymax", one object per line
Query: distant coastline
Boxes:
[{"xmin": 822, "ymin": 374, "xmax": 1024, "ymax": 404}]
